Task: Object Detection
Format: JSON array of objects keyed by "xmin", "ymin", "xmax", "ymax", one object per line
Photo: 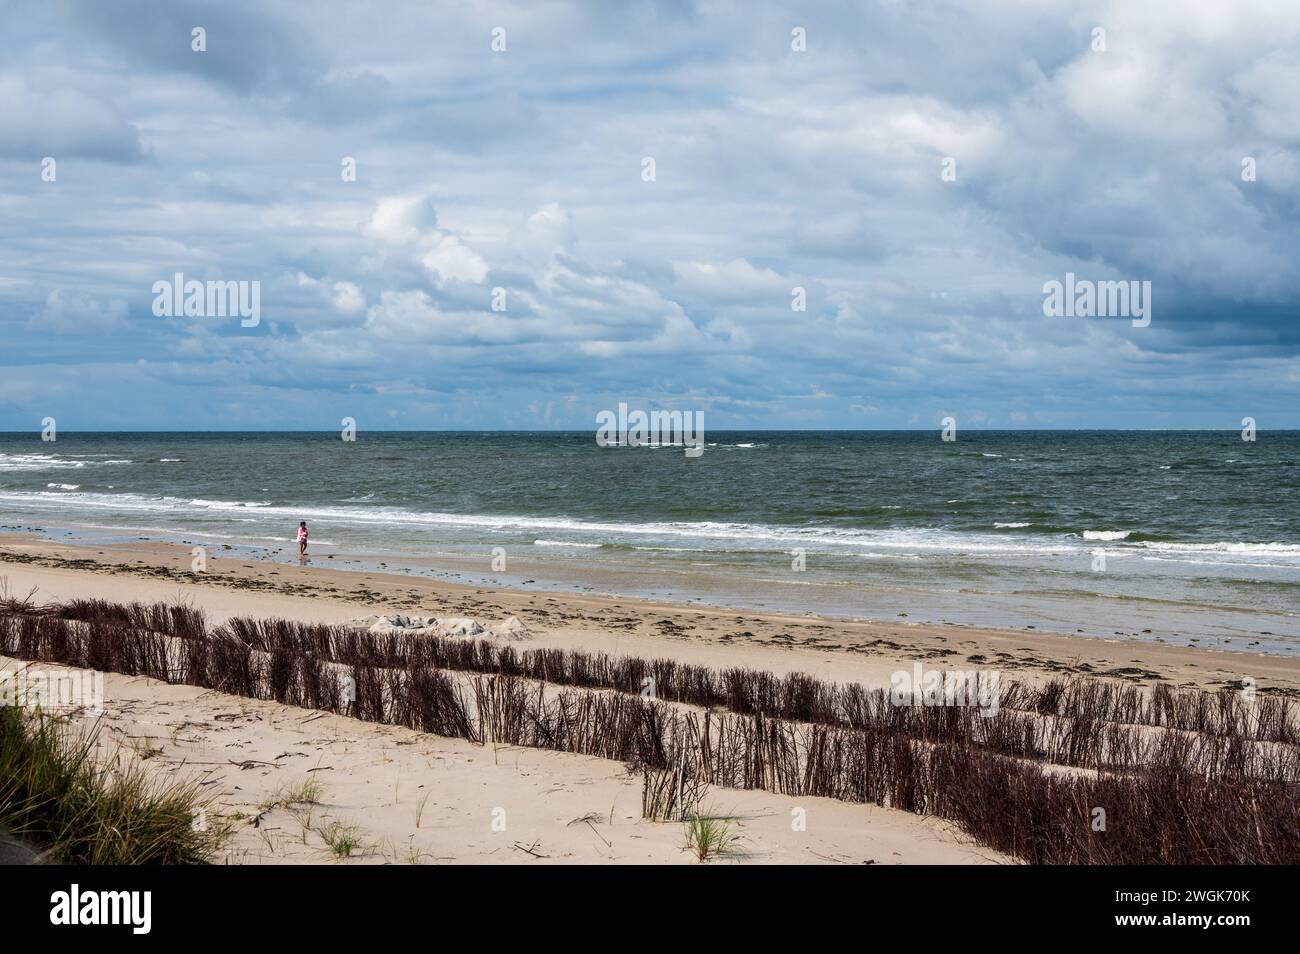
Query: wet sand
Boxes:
[{"xmin": 3, "ymin": 534, "xmax": 1298, "ymax": 695}]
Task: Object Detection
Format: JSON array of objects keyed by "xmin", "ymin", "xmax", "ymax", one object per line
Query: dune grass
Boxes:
[
  {"xmin": 0, "ymin": 705, "xmax": 222, "ymax": 864},
  {"xmin": 684, "ymin": 810, "xmax": 741, "ymax": 862},
  {"xmin": 318, "ymin": 820, "xmax": 364, "ymax": 859},
  {"xmin": 263, "ymin": 777, "xmax": 324, "ymax": 811}
]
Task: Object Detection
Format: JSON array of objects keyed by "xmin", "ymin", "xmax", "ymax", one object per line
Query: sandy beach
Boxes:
[
  {"xmin": 2, "ymin": 532, "xmax": 1298, "ymax": 865},
  {"xmin": 0, "ymin": 659, "xmax": 1006, "ymax": 865},
  {"xmin": 4, "ymin": 534, "xmax": 1297, "ymax": 695}
]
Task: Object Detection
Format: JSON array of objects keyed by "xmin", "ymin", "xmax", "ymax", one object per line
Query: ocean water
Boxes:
[{"xmin": 1, "ymin": 431, "xmax": 1297, "ymax": 651}]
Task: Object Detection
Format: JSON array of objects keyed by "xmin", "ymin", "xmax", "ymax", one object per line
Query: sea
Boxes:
[{"xmin": 1, "ymin": 430, "xmax": 1297, "ymax": 653}]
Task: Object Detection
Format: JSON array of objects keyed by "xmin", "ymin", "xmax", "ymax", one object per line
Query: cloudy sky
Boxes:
[{"xmin": 2, "ymin": 0, "xmax": 1297, "ymax": 430}]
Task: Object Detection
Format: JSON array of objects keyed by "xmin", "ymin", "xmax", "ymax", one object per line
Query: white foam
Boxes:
[
  {"xmin": 3, "ymin": 488, "xmax": 1298, "ymax": 568},
  {"xmin": 189, "ymin": 498, "xmax": 271, "ymax": 509},
  {"xmin": 1137, "ymin": 540, "xmax": 1300, "ymax": 557},
  {"xmin": 0, "ymin": 453, "xmax": 131, "ymax": 472}
]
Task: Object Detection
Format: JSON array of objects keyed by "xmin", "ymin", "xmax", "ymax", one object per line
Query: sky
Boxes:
[{"xmin": 1, "ymin": 0, "xmax": 1298, "ymax": 431}]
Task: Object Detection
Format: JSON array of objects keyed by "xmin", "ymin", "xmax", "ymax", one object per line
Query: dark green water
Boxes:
[{"xmin": 2, "ymin": 431, "xmax": 1297, "ymax": 651}]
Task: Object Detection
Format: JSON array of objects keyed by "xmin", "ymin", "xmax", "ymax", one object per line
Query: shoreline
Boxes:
[
  {"xmin": 5, "ymin": 459, "xmax": 1299, "ymax": 657},
  {"xmin": 3, "ymin": 534, "xmax": 1298, "ymax": 694}
]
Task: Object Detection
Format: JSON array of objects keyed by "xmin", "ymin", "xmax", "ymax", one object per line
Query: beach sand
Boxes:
[
  {"xmin": 3, "ymin": 535, "xmax": 1296, "ymax": 694},
  {"xmin": 2, "ymin": 535, "xmax": 1297, "ymax": 865},
  {"xmin": 0, "ymin": 657, "xmax": 1004, "ymax": 865}
]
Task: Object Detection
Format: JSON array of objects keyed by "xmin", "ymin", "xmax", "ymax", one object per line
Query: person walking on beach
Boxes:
[{"xmin": 297, "ymin": 521, "xmax": 309, "ymax": 558}]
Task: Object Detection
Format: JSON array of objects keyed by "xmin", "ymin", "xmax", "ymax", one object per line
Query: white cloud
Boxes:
[
  {"xmin": 419, "ymin": 234, "xmax": 489, "ymax": 285},
  {"xmin": 331, "ymin": 281, "xmax": 366, "ymax": 314},
  {"xmin": 364, "ymin": 290, "xmax": 548, "ymax": 345},
  {"xmin": 365, "ymin": 194, "xmax": 490, "ymax": 285},
  {"xmin": 35, "ymin": 289, "xmax": 128, "ymax": 333},
  {"xmin": 1232, "ymin": 54, "xmax": 1300, "ymax": 143},
  {"xmin": 673, "ymin": 258, "xmax": 788, "ymax": 302},
  {"xmin": 364, "ymin": 194, "xmax": 440, "ymax": 246}
]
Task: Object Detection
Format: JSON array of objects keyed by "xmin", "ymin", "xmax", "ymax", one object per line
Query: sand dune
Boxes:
[{"xmin": 0, "ymin": 656, "xmax": 1003, "ymax": 865}]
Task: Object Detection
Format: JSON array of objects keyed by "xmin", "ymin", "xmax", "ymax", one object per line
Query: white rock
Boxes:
[
  {"xmin": 488, "ymin": 616, "xmax": 531, "ymax": 641},
  {"xmin": 354, "ymin": 614, "xmax": 432, "ymax": 635},
  {"xmin": 434, "ymin": 617, "xmax": 483, "ymax": 637},
  {"xmin": 350, "ymin": 614, "xmax": 487, "ymax": 638},
  {"xmin": 366, "ymin": 614, "xmax": 426, "ymax": 633}
]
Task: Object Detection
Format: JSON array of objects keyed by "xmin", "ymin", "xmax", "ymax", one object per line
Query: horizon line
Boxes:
[{"xmin": 1, "ymin": 427, "xmax": 1294, "ymax": 435}]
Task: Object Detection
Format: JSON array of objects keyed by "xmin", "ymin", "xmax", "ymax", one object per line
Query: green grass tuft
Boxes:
[
  {"xmin": 0, "ymin": 706, "xmax": 222, "ymax": 864},
  {"xmin": 683, "ymin": 809, "xmax": 741, "ymax": 862},
  {"xmin": 319, "ymin": 820, "xmax": 363, "ymax": 859}
]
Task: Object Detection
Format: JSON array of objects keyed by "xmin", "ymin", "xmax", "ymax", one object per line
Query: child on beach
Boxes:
[{"xmin": 297, "ymin": 521, "xmax": 309, "ymax": 557}]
